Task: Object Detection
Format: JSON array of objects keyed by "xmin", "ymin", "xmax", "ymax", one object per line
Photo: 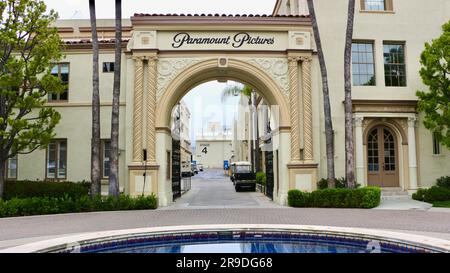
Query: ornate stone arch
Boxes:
[
  {"xmin": 154, "ymin": 58, "xmax": 291, "ymax": 129},
  {"xmin": 363, "ymin": 118, "xmax": 408, "ymax": 145}
]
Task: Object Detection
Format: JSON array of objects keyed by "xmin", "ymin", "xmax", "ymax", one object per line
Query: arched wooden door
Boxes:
[{"xmin": 367, "ymin": 126, "xmax": 399, "ymax": 187}]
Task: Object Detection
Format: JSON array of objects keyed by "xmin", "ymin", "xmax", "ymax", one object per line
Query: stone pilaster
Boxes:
[
  {"xmin": 354, "ymin": 116, "xmax": 365, "ymax": 186},
  {"xmin": 132, "ymin": 56, "xmax": 144, "ymax": 162},
  {"xmin": 407, "ymin": 116, "xmax": 418, "ymax": 191},
  {"xmin": 288, "ymin": 57, "xmax": 301, "ymax": 162},
  {"xmin": 300, "ymin": 56, "xmax": 313, "ymax": 162},
  {"xmin": 146, "ymin": 56, "xmax": 158, "ymax": 163}
]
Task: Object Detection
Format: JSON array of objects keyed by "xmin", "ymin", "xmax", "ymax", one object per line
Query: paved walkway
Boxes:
[
  {"xmin": 2, "ymin": 207, "xmax": 450, "ymax": 249},
  {"xmin": 1, "ymin": 169, "xmax": 450, "ymax": 249},
  {"xmin": 162, "ymin": 169, "xmax": 282, "ymax": 209}
]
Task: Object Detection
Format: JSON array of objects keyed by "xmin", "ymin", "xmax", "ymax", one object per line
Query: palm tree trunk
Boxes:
[
  {"xmin": 252, "ymin": 92, "xmax": 261, "ymax": 172},
  {"xmin": 248, "ymin": 96, "xmax": 255, "ymax": 172},
  {"xmin": 0, "ymin": 158, "xmax": 5, "ymax": 200},
  {"xmin": 307, "ymin": 0, "xmax": 335, "ymax": 188},
  {"xmin": 344, "ymin": 0, "xmax": 356, "ymax": 188},
  {"xmin": 89, "ymin": 0, "xmax": 101, "ymax": 197},
  {"xmin": 109, "ymin": 0, "xmax": 122, "ymax": 197}
]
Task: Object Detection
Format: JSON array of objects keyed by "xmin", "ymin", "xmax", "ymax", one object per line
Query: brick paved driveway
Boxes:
[{"xmin": 1, "ymin": 169, "xmax": 450, "ymax": 249}]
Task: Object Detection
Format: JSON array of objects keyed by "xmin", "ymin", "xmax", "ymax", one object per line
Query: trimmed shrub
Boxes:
[
  {"xmin": 0, "ymin": 194, "xmax": 158, "ymax": 218},
  {"xmin": 287, "ymin": 190, "xmax": 311, "ymax": 207},
  {"xmin": 423, "ymin": 186, "xmax": 450, "ymax": 202},
  {"xmin": 412, "ymin": 186, "xmax": 450, "ymax": 203},
  {"xmin": 412, "ymin": 188, "xmax": 427, "ymax": 201},
  {"xmin": 288, "ymin": 187, "xmax": 380, "ymax": 209},
  {"xmin": 436, "ymin": 176, "xmax": 450, "ymax": 189},
  {"xmin": 256, "ymin": 172, "xmax": 267, "ymax": 185},
  {"xmin": 317, "ymin": 177, "xmax": 361, "ymax": 190},
  {"xmin": 4, "ymin": 180, "xmax": 90, "ymax": 200}
]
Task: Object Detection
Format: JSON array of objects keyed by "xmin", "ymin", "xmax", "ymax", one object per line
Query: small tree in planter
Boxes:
[{"xmin": 256, "ymin": 172, "xmax": 267, "ymax": 193}]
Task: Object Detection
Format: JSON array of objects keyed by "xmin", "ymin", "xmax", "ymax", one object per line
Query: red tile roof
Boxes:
[
  {"xmin": 132, "ymin": 13, "xmax": 309, "ymax": 18},
  {"xmin": 64, "ymin": 39, "xmax": 130, "ymax": 45}
]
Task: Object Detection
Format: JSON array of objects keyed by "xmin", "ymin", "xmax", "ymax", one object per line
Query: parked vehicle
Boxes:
[
  {"xmin": 181, "ymin": 161, "xmax": 192, "ymax": 177},
  {"xmin": 198, "ymin": 164, "xmax": 204, "ymax": 172},
  {"xmin": 230, "ymin": 161, "xmax": 256, "ymax": 192},
  {"xmin": 191, "ymin": 162, "xmax": 199, "ymax": 174}
]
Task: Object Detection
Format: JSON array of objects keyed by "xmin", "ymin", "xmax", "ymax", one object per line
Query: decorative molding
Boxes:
[
  {"xmin": 132, "ymin": 57, "xmax": 145, "ymax": 162},
  {"xmin": 287, "ymin": 163, "xmax": 318, "ymax": 169},
  {"xmin": 301, "ymin": 58, "xmax": 313, "ymax": 161},
  {"xmin": 352, "ymin": 100, "xmax": 417, "ymax": 113},
  {"xmin": 128, "ymin": 164, "xmax": 160, "ymax": 171},
  {"xmin": 156, "ymin": 58, "xmax": 203, "ymax": 101},
  {"xmin": 244, "ymin": 58, "xmax": 289, "ymax": 98},
  {"xmin": 288, "ymin": 57, "xmax": 300, "ymax": 162},
  {"xmin": 146, "ymin": 56, "xmax": 158, "ymax": 163}
]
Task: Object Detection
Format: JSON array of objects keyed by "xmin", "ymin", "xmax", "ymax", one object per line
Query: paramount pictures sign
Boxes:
[
  {"xmin": 157, "ymin": 31, "xmax": 290, "ymax": 51},
  {"xmin": 171, "ymin": 32, "xmax": 275, "ymax": 48}
]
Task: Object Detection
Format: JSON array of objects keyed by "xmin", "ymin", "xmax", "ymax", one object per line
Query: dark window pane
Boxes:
[
  {"xmin": 103, "ymin": 62, "xmax": 114, "ymax": 73},
  {"xmin": 352, "ymin": 42, "xmax": 376, "ymax": 86}
]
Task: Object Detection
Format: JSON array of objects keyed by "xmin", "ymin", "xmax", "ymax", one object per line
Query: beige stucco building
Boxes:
[{"xmin": 9, "ymin": 0, "xmax": 450, "ymax": 206}]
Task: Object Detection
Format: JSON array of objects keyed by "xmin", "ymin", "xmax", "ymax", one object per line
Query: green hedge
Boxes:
[
  {"xmin": 436, "ymin": 176, "xmax": 450, "ymax": 189},
  {"xmin": 0, "ymin": 194, "xmax": 157, "ymax": 218},
  {"xmin": 256, "ymin": 172, "xmax": 266, "ymax": 185},
  {"xmin": 288, "ymin": 187, "xmax": 381, "ymax": 209},
  {"xmin": 317, "ymin": 178, "xmax": 361, "ymax": 190},
  {"xmin": 412, "ymin": 186, "xmax": 450, "ymax": 203},
  {"xmin": 4, "ymin": 180, "xmax": 90, "ymax": 200}
]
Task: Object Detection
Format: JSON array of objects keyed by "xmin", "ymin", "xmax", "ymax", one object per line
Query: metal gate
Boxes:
[
  {"xmin": 172, "ymin": 139, "xmax": 181, "ymax": 200},
  {"xmin": 265, "ymin": 150, "xmax": 274, "ymax": 200}
]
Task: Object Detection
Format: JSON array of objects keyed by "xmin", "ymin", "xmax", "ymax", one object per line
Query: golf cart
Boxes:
[{"xmin": 230, "ymin": 161, "xmax": 256, "ymax": 192}]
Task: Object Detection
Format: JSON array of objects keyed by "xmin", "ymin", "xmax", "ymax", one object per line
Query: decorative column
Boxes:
[
  {"xmin": 300, "ymin": 56, "xmax": 313, "ymax": 162},
  {"xmin": 407, "ymin": 116, "xmax": 418, "ymax": 190},
  {"xmin": 132, "ymin": 56, "xmax": 144, "ymax": 162},
  {"xmin": 288, "ymin": 57, "xmax": 301, "ymax": 162},
  {"xmin": 354, "ymin": 117, "xmax": 365, "ymax": 186},
  {"xmin": 146, "ymin": 56, "xmax": 158, "ymax": 163}
]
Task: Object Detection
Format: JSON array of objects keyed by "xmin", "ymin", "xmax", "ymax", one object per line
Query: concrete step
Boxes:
[{"xmin": 381, "ymin": 188, "xmax": 410, "ymax": 200}]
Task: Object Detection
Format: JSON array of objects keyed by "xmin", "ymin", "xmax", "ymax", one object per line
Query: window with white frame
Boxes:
[
  {"xmin": 5, "ymin": 155, "xmax": 17, "ymax": 180},
  {"xmin": 46, "ymin": 140, "xmax": 67, "ymax": 179},
  {"xmin": 102, "ymin": 140, "xmax": 111, "ymax": 178},
  {"xmin": 364, "ymin": 0, "xmax": 386, "ymax": 11}
]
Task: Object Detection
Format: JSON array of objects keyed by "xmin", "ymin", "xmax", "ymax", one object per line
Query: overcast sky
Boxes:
[{"xmin": 44, "ymin": 0, "xmax": 277, "ymax": 19}]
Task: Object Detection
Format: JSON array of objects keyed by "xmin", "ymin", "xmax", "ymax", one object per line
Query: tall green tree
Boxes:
[
  {"xmin": 109, "ymin": 0, "xmax": 122, "ymax": 197},
  {"xmin": 344, "ymin": 0, "xmax": 356, "ymax": 188},
  {"xmin": 89, "ymin": 0, "xmax": 101, "ymax": 197},
  {"xmin": 222, "ymin": 84, "xmax": 260, "ymax": 171},
  {"xmin": 417, "ymin": 21, "xmax": 450, "ymax": 149},
  {"xmin": 0, "ymin": 0, "xmax": 63, "ymax": 199},
  {"xmin": 307, "ymin": 0, "xmax": 336, "ymax": 188}
]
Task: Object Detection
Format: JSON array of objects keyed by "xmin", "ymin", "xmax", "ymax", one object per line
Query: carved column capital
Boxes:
[
  {"xmin": 407, "ymin": 116, "xmax": 417, "ymax": 128},
  {"xmin": 299, "ymin": 56, "xmax": 313, "ymax": 63},
  {"xmin": 354, "ymin": 117, "xmax": 364, "ymax": 127}
]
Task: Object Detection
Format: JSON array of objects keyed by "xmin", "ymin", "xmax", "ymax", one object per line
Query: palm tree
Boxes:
[
  {"xmin": 89, "ymin": 0, "xmax": 101, "ymax": 197},
  {"xmin": 109, "ymin": 0, "xmax": 122, "ymax": 197},
  {"xmin": 344, "ymin": 0, "xmax": 356, "ymax": 188},
  {"xmin": 222, "ymin": 84, "xmax": 260, "ymax": 172},
  {"xmin": 307, "ymin": 0, "xmax": 336, "ymax": 188}
]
